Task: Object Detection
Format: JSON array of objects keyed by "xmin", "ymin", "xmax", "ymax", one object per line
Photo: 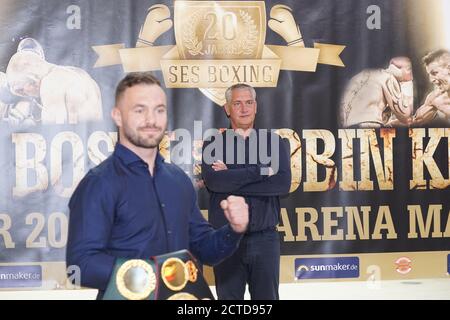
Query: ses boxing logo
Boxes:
[
  {"xmin": 0, "ymin": 265, "xmax": 42, "ymax": 288},
  {"xmin": 295, "ymin": 257, "xmax": 359, "ymax": 280},
  {"xmin": 93, "ymin": 0, "xmax": 345, "ymax": 105}
]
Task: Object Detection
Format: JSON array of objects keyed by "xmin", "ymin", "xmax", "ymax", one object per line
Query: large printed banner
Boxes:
[{"xmin": 0, "ymin": 0, "xmax": 449, "ymax": 289}]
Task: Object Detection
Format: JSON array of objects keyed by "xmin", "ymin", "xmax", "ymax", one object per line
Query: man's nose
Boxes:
[
  {"xmin": 240, "ymin": 104, "xmax": 250, "ymax": 112},
  {"xmin": 144, "ymin": 111, "xmax": 156, "ymax": 124}
]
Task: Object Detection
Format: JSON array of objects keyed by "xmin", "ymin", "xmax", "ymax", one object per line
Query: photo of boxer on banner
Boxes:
[
  {"xmin": 412, "ymin": 49, "xmax": 450, "ymax": 126},
  {"xmin": 0, "ymin": 38, "xmax": 46, "ymax": 126},
  {"xmin": 340, "ymin": 50, "xmax": 450, "ymax": 128},
  {"xmin": 339, "ymin": 56, "xmax": 414, "ymax": 128},
  {"xmin": 0, "ymin": 70, "xmax": 41, "ymax": 126},
  {"xmin": 4, "ymin": 38, "xmax": 103, "ymax": 125}
]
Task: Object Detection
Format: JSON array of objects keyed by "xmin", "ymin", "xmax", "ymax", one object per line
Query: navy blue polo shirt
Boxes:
[
  {"xmin": 66, "ymin": 143, "xmax": 242, "ymax": 291},
  {"xmin": 202, "ymin": 129, "xmax": 291, "ymax": 232}
]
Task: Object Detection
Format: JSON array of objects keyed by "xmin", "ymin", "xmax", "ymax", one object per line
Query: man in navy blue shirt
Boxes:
[
  {"xmin": 202, "ymin": 84, "xmax": 291, "ymax": 300},
  {"xmin": 66, "ymin": 73, "xmax": 249, "ymax": 297}
]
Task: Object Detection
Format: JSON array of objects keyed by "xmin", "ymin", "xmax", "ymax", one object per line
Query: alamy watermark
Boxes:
[
  {"xmin": 66, "ymin": 5, "xmax": 81, "ymax": 30},
  {"xmin": 170, "ymin": 121, "xmax": 281, "ymax": 175},
  {"xmin": 366, "ymin": 5, "xmax": 381, "ymax": 30}
]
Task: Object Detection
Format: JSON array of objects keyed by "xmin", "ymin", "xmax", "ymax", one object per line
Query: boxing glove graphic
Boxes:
[
  {"xmin": 136, "ymin": 5, "xmax": 173, "ymax": 47},
  {"xmin": 268, "ymin": 5, "xmax": 304, "ymax": 47}
]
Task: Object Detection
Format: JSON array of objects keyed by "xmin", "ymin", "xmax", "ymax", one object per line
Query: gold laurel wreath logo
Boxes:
[
  {"xmin": 239, "ymin": 10, "xmax": 258, "ymax": 55},
  {"xmin": 183, "ymin": 12, "xmax": 203, "ymax": 56},
  {"xmin": 182, "ymin": 9, "xmax": 258, "ymax": 57}
]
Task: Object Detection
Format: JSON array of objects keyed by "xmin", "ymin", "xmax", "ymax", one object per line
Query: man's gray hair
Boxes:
[{"xmin": 225, "ymin": 83, "xmax": 257, "ymax": 104}]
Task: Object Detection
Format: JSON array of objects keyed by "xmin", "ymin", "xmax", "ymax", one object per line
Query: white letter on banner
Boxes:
[
  {"xmin": 66, "ymin": 5, "xmax": 81, "ymax": 30},
  {"xmin": 366, "ymin": 5, "xmax": 381, "ymax": 30},
  {"xmin": 12, "ymin": 133, "xmax": 48, "ymax": 197}
]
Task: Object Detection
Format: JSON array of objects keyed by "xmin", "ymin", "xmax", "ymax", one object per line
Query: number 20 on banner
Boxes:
[{"xmin": 0, "ymin": 212, "xmax": 68, "ymax": 249}]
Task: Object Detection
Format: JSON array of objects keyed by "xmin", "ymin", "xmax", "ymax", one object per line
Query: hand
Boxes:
[
  {"xmin": 136, "ymin": 4, "xmax": 173, "ymax": 47},
  {"xmin": 412, "ymin": 104, "xmax": 437, "ymax": 125},
  {"xmin": 7, "ymin": 101, "xmax": 31, "ymax": 125},
  {"xmin": 428, "ymin": 90, "xmax": 450, "ymax": 111},
  {"xmin": 194, "ymin": 178, "xmax": 205, "ymax": 189},
  {"xmin": 220, "ymin": 196, "xmax": 249, "ymax": 234},
  {"xmin": 268, "ymin": 5, "xmax": 304, "ymax": 47},
  {"xmin": 212, "ymin": 160, "xmax": 228, "ymax": 171}
]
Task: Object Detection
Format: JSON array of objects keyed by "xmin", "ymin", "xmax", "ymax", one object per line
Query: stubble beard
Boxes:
[{"xmin": 124, "ymin": 125, "xmax": 166, "ymax": 149}]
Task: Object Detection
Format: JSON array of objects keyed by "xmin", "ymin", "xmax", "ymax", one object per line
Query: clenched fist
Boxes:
[
  {"xmin": 136, "ymin": 4, "xmax": 173, "ymax": 47},
  {"xmin": 268, "ymin": 5, "xmax": 304, "ymax": 47},
  {"xmin": 220, "ymin": 196, "xmax": 249, "ymax": 234}
]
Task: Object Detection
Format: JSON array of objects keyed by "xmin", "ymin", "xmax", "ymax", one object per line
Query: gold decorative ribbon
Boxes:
[{"xmin": 92, "ymin": 43, "xmax": 345, "ymax": 84}]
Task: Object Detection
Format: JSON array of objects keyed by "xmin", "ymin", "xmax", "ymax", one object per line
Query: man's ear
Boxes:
[
  {"xmin": 111, "ymin": 107, "xmax": 122, "ymax": 127},
  {"xmin": 223, "ymin": 104, "xmax": 231, "ymax": 118}
]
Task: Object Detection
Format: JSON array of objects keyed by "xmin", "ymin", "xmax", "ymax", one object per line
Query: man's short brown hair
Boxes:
[
  {"xmin": 422, "ymin": 49, "xmax": 450, "ymax": 66},
  {"xmin": 115, "ymin": 72, "xmax": 161, "ymax": 105}
]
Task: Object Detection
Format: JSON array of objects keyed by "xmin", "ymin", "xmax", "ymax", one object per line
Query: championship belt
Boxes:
[{"xmin": 103, "ymin": 250, "xmax": 214, "ymax": 300}]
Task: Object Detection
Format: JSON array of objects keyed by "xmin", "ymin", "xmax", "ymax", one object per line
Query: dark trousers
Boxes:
[{"xmin": 213, "ymin": 229, "xmax": 280, "ymax": 300}]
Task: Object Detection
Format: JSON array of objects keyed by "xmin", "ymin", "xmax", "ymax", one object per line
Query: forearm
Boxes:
[
  {"xmin": 201, "ymin": 163, "xmax": 266, "ymax": 193},
  {"xmin": 413, "ymin": 104, "xmax": 437, "ymax": 125},
  {"xmin": 232, "ymin": 171, "xmax": 291, "ymax": 196},
  {"xmin": 66, "ymin": 220, "xmax": 116, "ymax": 290},
  {"xmin": 386, "ymin": 117, "xmax": 410, "ymax": 127},
  {"xmin": 66, "ymin": 245, "xmax": 116, "ymax": 290},
  {"xmin": 392, "ymin": 97, "xmax": 413, "ymax": 123},
  {"xmin": 233, "ymin": 138, "xmax": 291, "ymax": 196},
  {"xmin": 191, "ymin": 224, "xmax": 242, "ymax": 265},
  {"xmin": 66, "ymin": 174, "xmax": 117, "ymax": 290},
  {"xmin": 437, "ymin": 104, "xmax": 450, "ymax": 117}
]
